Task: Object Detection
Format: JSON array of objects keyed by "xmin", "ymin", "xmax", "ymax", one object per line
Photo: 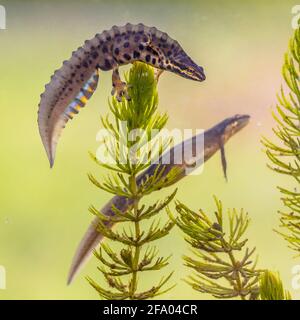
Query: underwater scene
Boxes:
[{"xmin": 0, "ymin": 0, "xmax": 300, "ymax": 301}]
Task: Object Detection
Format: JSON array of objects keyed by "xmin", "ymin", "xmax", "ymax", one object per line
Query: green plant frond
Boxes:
[
  {"xmin": 95, "ymin": 220, "xmax": 136, "ymax": 245},
  {"xmin": 184, "ymin": 273, "xmax": 244, "ymax": 299},
  {"xmin": 89, "ymin": 172, "xmax": 152, "ymax": 198},
  {"xmin": 262, "ymin": 28, "xmax": 300, "ymax": 254},
  {"xmin": 139, "ymin": 220, "xmax": 175, "ymax": 246},
  {"xmin": 89, "ymin": 151, "xmax": 129, "ymax": 174},
  {"xmin": 87, "ymin": 276, "xmax": 129, "ymax": 300},
  {"xmin": 102, "ymin": 274, "xmax": 128, "ymax": 293},
  {"xmin": 184, "ymin": 259, "xmax": 231, "ymax": 279},
  {"xmin": 119, "ymin": 248, "xmax": 134, "ymax": 268},
  {"xmin": 139, "ymin": 254, "xmax": 172, "ymax": 272},
  {"xmin": 136, "ymin": 246, "xmax": 159, "ymax": 269},
  {"xmin": 133, "ymin": 272, "xmax": 175, "ymax": 300},
  {"xmin": 171, "ymin": 197, "xmax": 261, "ymax": 300},
  {"xmin": 259, "ymin": 271, "xmax": 291, "ymax": 300},
  {"xmin": 89, "ymin": 205, "xmax": 131, "ymax": 223},
  {"xmin": 88, "ymin": 62, "xmax": 175, "ymax": 299},
  {"xmin": 138, "ymin": 189, "xmax": 177, "ymax": 221},
  {"xmin": 170, "ymin": 201, "xmax": 224, "ymax": 246},
  {"xmin": 96, "ymin": 257, "xmax": 130, "ymax": 275}
]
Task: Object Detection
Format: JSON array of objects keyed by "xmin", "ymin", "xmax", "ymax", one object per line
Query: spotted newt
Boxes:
[{"xmin": 38, "ymin": 23, "xmax": 206, "ymax": 168}]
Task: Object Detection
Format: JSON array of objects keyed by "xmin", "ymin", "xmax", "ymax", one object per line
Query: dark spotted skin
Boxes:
[
  {"xmin": 38, "ymin": 23, "xmax": 206, "ymax": 167},
  {"xmin": 96, "ymin": 23, "xmax": 205, "ymax": 81}
]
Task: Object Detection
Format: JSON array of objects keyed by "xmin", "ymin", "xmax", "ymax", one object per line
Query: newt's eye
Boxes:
[{"xmin": 187, "ymin": 67, "xmax": 194, "ymax": 74}]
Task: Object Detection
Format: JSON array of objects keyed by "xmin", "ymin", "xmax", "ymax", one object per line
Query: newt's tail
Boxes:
[
  {"xmin": 38, "ymin": 42, "xmax": 100, "ymax": 168},
  {"xmin": 67, "ymin": 195, "xmax": 131, "ymax": 285},
  {"xmin": 67, "ymin": 216, "xmax": 106, "ymax": 285}
]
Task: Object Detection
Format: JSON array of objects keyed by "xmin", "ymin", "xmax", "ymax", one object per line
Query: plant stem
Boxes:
[
  {"xmin": 222, "ymin": 239, "xmax": 245, "ymax": 300},
  {"xmin": 228, "ymin": 251, "xmax": 245, "ymax": 300},
  {"xmin": 129, "ymin": 173, "xmax": 141, "ymax": 300},
  {"xmin": 88, "ymin": 63, "xmax": 176, "ymax": 300}
]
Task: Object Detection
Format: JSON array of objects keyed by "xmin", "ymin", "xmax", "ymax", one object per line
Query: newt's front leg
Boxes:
[{"xmin": 111, "ymin": 67, "xmax": 131, "ymax": 102}]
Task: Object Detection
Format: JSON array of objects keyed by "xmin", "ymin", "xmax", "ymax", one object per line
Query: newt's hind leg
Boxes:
[{"xmin": 111, "ymin": 67, "xmax": 131, "ymax": 102}]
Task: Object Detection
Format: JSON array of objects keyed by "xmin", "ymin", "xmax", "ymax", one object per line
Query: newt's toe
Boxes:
[{"xmin": 112, "ymin": 81, "xmax": 131, "ymax": 102}]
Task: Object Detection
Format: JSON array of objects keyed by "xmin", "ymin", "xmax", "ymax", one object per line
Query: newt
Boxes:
[
  {"xmin": 67, "ymin": 114, "xmax": 250, "ymax": 284},
  {"xmin": 38, "ymin": 23, "xmax": 206, "ymax": 168}
]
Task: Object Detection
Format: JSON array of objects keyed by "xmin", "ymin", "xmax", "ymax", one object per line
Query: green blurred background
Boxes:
[{"xmin": 0, "ymin": 0, "xmax": 299, "ymax": 299}]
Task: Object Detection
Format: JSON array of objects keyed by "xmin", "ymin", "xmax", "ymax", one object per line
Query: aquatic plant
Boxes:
[
  {"xmin": 262, "ymin": 27, "xmax": 300, "ymax": 255},
  {"xmin": 86, "ymin": 63, "xmax": 180, "ymax": 300},
  {"xmin": 168, "ymin": 197, "xmax": 262, "ymax": 300},
  {"xmin": 259, "ymin": 271, "xmax": 291, "ymax": 300}
]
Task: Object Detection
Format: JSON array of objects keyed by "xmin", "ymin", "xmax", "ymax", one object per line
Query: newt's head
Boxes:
[
  {"xmin": 209, "ymin": 114, "xmax": 250, "ymax": 181},
  {"xmin": 167, "ymin": 56, "xmax": 206, "ymax": 81},
  {"xmin": 221, "ymin": 114, "xmax": 250, "ymax": 142},
  {"xmin": 167, "ymin": 54, "xmax": 206, "ymax": 82},
  {"xmin": 149, "ymin": 31, "xmax": 206, "ymax": 81}
]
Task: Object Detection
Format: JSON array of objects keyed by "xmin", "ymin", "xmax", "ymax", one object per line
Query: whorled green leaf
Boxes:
[
  {"xmin": 88, "ymin": 62, "xmax": 175, "ymax": 300},
  {"xmin": 170, "ymin": 197, "xmax": 262, "ymax": 300},
  {"xmin": 262, "ymin": 27, "xmax": 300, "ymax": 254},
  {"xmin": 259, "ymin": 271, "xmax": 291, "ymax": 300}
]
